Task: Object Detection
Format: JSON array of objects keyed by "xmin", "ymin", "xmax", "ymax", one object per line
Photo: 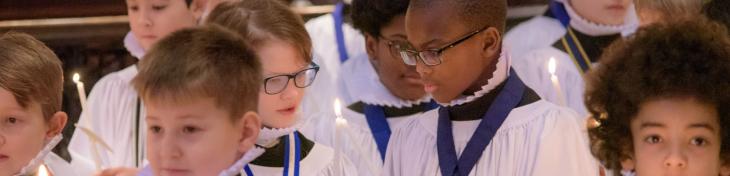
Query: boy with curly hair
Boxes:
[{"xmin": 585, "ymin": 17, "xmax": 730, "ymax": 176}]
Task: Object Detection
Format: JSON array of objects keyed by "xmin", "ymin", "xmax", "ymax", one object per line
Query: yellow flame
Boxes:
[
  {"xmin": 333, "ymin": 98, "xmax": 342, "ymax": 118},
  {"xmin": 72, "ymin": 73, "xmax": 81, "ymax": 83},
  {"xmin": 37, "ymin": 164, "xmax": 49, "ymax": 176},
  {"xmin": 548, "ymin": 57, "xmax": 557, "ymax": 75}
]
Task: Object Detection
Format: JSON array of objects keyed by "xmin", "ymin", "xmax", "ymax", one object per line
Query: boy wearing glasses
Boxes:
[
  {"xmin": 381, "ymin": 0, "xmax": 599, "ymax": 175},
  {"xmin": 299, "ymin": 0, "xmax": 439, "ymax": 175}
]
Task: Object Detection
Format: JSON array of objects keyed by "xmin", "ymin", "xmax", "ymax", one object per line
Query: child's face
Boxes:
[
  {"xmin": 629, "ymin": 98, "xmax": 729, "ymax": 176},
  {"xmin": 569, "ymin": 0, "xmax": 631, "ymax": 25},
  {"xmin": 145, "ymin": 97, "xmax": 259, "ymax": 176},
  {"xmin": 257, "ymin": 40, "xmax": 308, "ymax": 129},
  {"xmin": 0, "ymin": 88, "xmax": 65, "ymax": 176},
  {"xmin": 126, "ymin": 0, "xmax": 197, "ymax": 50},
  {"xmin": 365, "ymin": 15, "xmax": 426, "ymax": 101},
  {"xmin": 405, "ymin": 5, "xmax": 501, "ymax": 103}
]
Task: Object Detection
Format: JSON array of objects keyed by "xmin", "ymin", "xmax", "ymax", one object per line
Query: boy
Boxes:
[
  {"xmin": 0, "ymin": 32, "xmax": 76, "ymax": 175},
  {"xmin": 383, "ymin": 0, "xmax": 598, "ymax": 175},
  {"xmin": 132, "ymin": 24, "xmax": 263, "ymax": 176},
  {"xmin": 586, "ymin": 17, "xmax": 730, "ymax": 176},
  {"xmin": 306, "ymin": 0, "xmax": 438, "ymax": 175},
  {"xmin": 69, "ymin": 0, "xmax": 216, "ymax": 174}
]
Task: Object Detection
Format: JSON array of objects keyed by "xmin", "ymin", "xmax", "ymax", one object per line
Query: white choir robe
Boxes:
[
  {"xmin": 382, "ymin": 101, "xmax": 599, "ymax": 176},
  {"xmin": 44, "ymin": 153, "xmax": 81, "ymax": 176},
  {"xmin": 512, "ymin": 48, "xmax": 590, "ymax": 117},
  {"xmin": 68, "ymin": 32, "xmax": 147, "ymax": 170},
  {"xmin": 504, "ymin": 15, "xmax": 565, "ymax": 61},
  {"xmin": 299, "ymin": 13, "xmax": 366, "ymax": 147},
  {"xmin": 244, "ymin": 143, "xmax": 358, "ymax": 176}
]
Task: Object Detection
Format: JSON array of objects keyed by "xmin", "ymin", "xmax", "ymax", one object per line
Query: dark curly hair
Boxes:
[
  {"xmin": 585, "ymin": 17, "xmax": 730, "ymax": 175},
  {"xmin": 350, "ymin": 0, "xmax": 409, "ymax": 38},
  {"xmin": 704, "ymin": 0, "xmax": 730, "ymax": 31}
]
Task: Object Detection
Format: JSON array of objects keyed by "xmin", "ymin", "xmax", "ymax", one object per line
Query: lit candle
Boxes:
[
  {"xmin": 548, "ymin": 58, "xmax": 567, "ymax": 106},
  {"xmin": 333, "ymin": 98, "xmax": 347, "ymax": 175},
  {"xmin": 37, "ymin": 164, "xmax": 50, "ymax": 176},
  {"xmin": 72, "ymin": 73, "xmax": 87, "ymax": 109}
]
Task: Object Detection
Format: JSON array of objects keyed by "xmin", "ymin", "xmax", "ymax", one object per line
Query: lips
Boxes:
[
  {"xmin": 423, "ymin": 83, "xmax": 438, "ymax": 93},
  {"xmin": 0, "ymin": 154, "xmax": 8, "ymax": 162},
  {"xmin": 276, "ymin": 106, "xmax": 297, "ymax": 116},
  {"xmin": 605, "ymin": 4, "xmax": 626, "ymax": 11}
]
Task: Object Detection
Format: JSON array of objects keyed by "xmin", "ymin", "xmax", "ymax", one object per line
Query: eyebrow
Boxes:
[
  {"xmin": 639, "ymin": 122, "xmax": 666, "ymax": 130},
  {"xmin": 687, "ymin": 123, "xmax": 717, "ymax": 133},
  {"xmin": 263, "ymin": 65, "xmax": 310, "ymax": 76},
  {"xmin": 416, "ymin": 39, "xmax": 446, "ymax": 50}
]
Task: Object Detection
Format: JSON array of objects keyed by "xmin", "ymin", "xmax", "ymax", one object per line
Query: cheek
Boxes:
[
  {"xmin": 153, "ymin": 10, "xmax": 195, "ymax": 37},
  {"xmin": 3, "ymin": 130, "xmax": 46, "ymax": 171},
  {"xmin": 188, "ymin": 131, "xmax": 240, "ymax": 174}
]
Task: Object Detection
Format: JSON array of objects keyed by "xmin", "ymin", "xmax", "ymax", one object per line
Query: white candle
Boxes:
[
  {"xmin": 548, "ymin": 58, "xmax": 567, "ymax": 106},
  {"xmin": 72, "ymin": 73, "xmax": 87, "ymax": 109},
  {"xmin": 333, "ymin": 98, "xmax": 347, "ymax": 175}
]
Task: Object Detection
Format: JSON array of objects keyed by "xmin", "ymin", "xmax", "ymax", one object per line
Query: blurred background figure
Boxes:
[{"xmin": 634, "ymin": 0, "xmax": 703, "ymax": 26}]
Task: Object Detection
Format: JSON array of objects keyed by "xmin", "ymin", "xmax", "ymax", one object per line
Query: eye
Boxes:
[
  {"xmin": 152, "ymin": 5, "xmax": 167, "ymax": 11},
  {"xmin": 8, "ymin": 117, "xmax": 17, "ymax": 124},
  {"xmin": 149, "ymin": 126, "xmax": 162, "ymax": 134},
  {"xmin": 128, "ymin": 5, "xmax": 139, "ymax": 11},
  {"xmin": 644, "ymin": 135, "xmax": 662, "ymax": 144},
  {"xmin": 182, "ymin": 126, "xmax": 199, "ymax": 134},
  {"xmin": 690, "ymin": 137, "xmax": 709, "ymax": 146}
]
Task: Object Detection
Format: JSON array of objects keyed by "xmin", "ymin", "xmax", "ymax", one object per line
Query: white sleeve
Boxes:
[{"xmin": 531, "ymin": 107, "xmax": 599, "ymax": 176}]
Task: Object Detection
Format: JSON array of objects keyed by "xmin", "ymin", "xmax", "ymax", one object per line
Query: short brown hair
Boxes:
[
  {"xmin": 636, "ymin": 0, "xmax": 703, "ymax": 21},
  {"xmin": 0, "ymin": 32, "xmax": 63, "ymax": 120},
  {"xmin": 205, "ymin": 0, "xmax": 312, "ymax": 63},
  {"xmin": 132, "ymin": 24, "xmax": 261, "ymax": 119},
  {"xmin": 585, "ymin": 17, "xmax": 730, "ymax": 174}
]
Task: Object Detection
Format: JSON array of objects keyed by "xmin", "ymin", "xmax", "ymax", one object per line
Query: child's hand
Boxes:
[{"xmin": 94, "ymin": 167, "xmax": 140, "ymax": 176}]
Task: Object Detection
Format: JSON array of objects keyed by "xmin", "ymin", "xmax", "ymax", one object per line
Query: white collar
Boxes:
[
  {"xmin": 564, "ymin": 2, "xmax": 639, "ymax": 36},
  {"xmin": 217, "ymin": 147, "xmax": 265, "ymax": 176},
  {"xmin": 124, "ymin": 31, "xmax": 146, "ymax": 59},
  {"xmin": 341, "ymin": 52, "xmax": 432, "ymax": 108},
  {"xmin": 256, "ymin": 127, "xmax": 297, "ymax": 147},
  {"xmin": 439, "ymin": 48, "xmax": 511, "ymax": 107},
  {"xmin": 14, "ymin": 135, "xmax": 62, "ymax": 176}
]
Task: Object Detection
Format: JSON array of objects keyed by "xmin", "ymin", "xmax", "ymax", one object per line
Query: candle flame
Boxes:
[
  {"xmin": 72, "ymin": 73, "xmax": 81, "ymax": 83},
  {"xmin": 37, "ymin": 164, "xmax": 49, "ymax": 176},
  {"xmin": 333, "ymin": 98, "xmax": 342, "ymax": 118},
  {"xmin": 548, "ymin": 57, "xmax": 557, "ymax": 75}
]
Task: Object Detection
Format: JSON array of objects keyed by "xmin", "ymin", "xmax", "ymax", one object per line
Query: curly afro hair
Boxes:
[
  {"xmin": 584, "ymin": 17, "xmax": 730, "ymax": 174},
  {"xmin": 350, "ymin": 0, "xmax": 409, "ymax": 38}
]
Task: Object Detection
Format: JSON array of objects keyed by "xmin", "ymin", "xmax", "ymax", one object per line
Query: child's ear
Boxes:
[
  {"xmin": 190, "ymin": 0, "xmax": 210, "ymax": 22},
  {"xmin": 238, "ymin": 111, "xmax": 261, "ymax": 153},
  {"xmin": 620, "ymin": 158, "xmax": 635, "ymax": 173},
  {"xmin": 46, "ymin": 111, "xmax": 68, "ymax": 138},
  {"xmin": 479, "ymin": 27, "xmax": 501, "ymax": 60},
  {"xmin": 364, "ymin": 34, "xmax": 380, "ymax": 65}
]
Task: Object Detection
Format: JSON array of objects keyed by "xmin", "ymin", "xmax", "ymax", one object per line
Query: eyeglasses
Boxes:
[
  {"xmin": 380, "ymin": 37, "xmax": 410, "ymax": 61},
  {"xmin": 263, "ymin": 63, "xmax": 320, "ymax": 95},
  {"xmin": 399, "ymin": 25, "xmax": 489, "ymax": 66}
]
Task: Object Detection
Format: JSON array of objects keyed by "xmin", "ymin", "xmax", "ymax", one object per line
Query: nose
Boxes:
[
  {"xmin": 280, "ymin": 79, "xmax": 300, "ymax": 100},
  {"xmin": 160, "ymin": 134, "xmax": 183, "ymax": 159},
  {"xmin": 138, "ymin": 8, "xmax": 153, "ymax": 27},
  {"xmin": 415, "ymin": 57, "xmax": 432, "ymax": 75},
  {"xmin": 0, "ymin": 134, "xmax": 5, "ymax": 147},
  {"xmin": 663, "ymin": 145, "xmax": 688, "ymax": 169}
]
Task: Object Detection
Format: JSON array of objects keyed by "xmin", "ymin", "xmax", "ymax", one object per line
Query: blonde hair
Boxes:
[
  {"xmin": 133, "ymin": 24, "xmax": 262, "ymax": 120},
  {"xmin": 0, "ymin": 32, "xmax": 63, "ymax": 120},
  {"xmin": 206, "ymin": 0, "xmax": 312, "ymax": 63}
]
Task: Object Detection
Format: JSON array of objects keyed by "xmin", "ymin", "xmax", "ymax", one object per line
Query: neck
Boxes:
[
  {"xmin": 250, "ymin": 132, "xmax": 314, "ymax": 167},
  {"xmin": 448, "ymin": 81, "xmax": 506, "ymax": 121}
]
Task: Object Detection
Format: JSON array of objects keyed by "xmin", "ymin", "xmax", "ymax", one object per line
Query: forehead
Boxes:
[
  {"xmin": 405, "ymin": 3, "xmax": 468, "ymax": 49},
  {"xmin": 632, "ymin": 98, "xmax": 719, "ymax": 130}
]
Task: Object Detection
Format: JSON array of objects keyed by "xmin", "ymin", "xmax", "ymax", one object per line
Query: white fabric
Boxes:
[
  {"xmin": 298, "ymin": 13, "xmax": 366, "ymax": 146},
  {"xmin": 68, "ymin": 65, "xmax": 147, "ymax": 169},
  {"xmin": 123, "ymin": 32, "xmax": 145, "ymax": 59},
  {"xmin": 512, "ymin": 47, "xmax": 590, "ymax": 117},
  {"xmin": 439, "ymin": 49, "xmax": 510, "ymax": 107},
  {"xmin": 505, "ymin": 16, "xmax": 566, "ymax": 61},
  {"xmin": 382, "ymin": 101, "xmax": 599, "ymax": 176},
  {"xmin": 257, "ymin": 127, "xmax": 297, "ymax": 147},
  {"xmin": 504, "ymin": 2, "xmax": 639, "ymax": 60},
  {"xmin": 43, "ymin": 153, "xmax": 79, "ymax": 176},
  {"xmin": 219, "ymin": 147, "xmax": 266, "ymax": 176},
  {"xmin": 243, "ymin": 143, "xmax": 358, "ymax": 176}
]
